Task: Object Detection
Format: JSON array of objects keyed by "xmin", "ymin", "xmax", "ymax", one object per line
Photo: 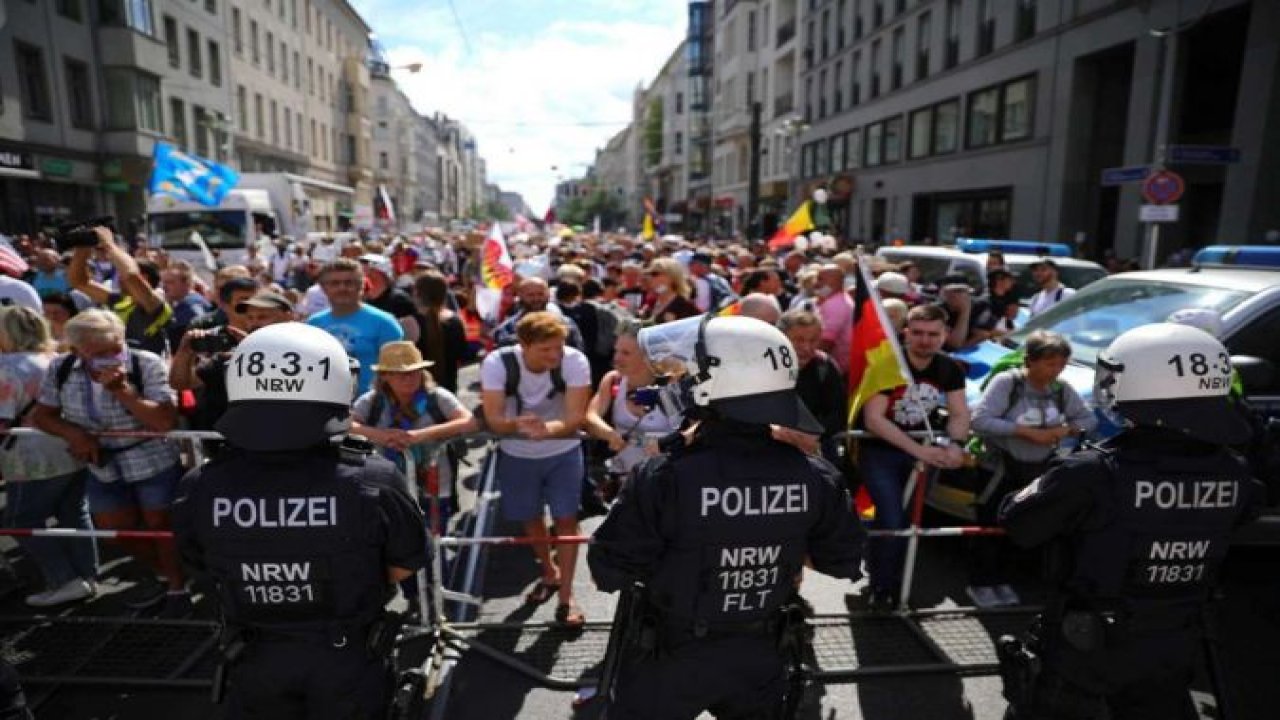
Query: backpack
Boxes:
[
  {"xmin": 473, "ymin": 346, "xmax": 567, "ymax": 430},
  {"xmin": 55, "ymin": 352, "xmax": 145, "ymax": 394},
  {"xmin": 588, "ymin": 300, "xmax": 627, "ymax": 358},
  {"xmin": 367, "ymin": 387, "xmax": 449, "ymax": 429},
  {"xmin": 966, "ymin": 367, "xmax": 1067, "ymax": 464}
]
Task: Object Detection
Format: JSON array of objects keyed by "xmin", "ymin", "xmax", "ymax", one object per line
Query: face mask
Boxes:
[
  {"xmin": 815, "ymin": 286, "xmax": 834, "ymax": 298},
  {"xmin": 88, "ymin": 349, "xmax": 127, "ymax": 373}
]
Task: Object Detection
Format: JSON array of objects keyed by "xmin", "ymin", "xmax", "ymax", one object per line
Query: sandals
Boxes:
[
  {"xmin": 555, "ymin": 602, "xmax": 586, "ymax": 629},
  {"xmin": 524, "ymin": 581, "xmax": 560, "ymax": 606}
]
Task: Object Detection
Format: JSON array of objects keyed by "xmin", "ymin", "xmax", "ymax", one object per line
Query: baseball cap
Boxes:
[
  {"xmin": 359, "ymin": 253, "xmax": 394, "ymax": 278},
  {"xmin": 874, "ymin": 272, "xmax": 910, "ymax": 296},
  {"xmin": 235, "ymin": 291, "xmax": 294, "ymax": 314}
]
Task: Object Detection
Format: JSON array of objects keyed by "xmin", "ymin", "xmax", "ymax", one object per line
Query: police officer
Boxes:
[
  {"xmin": 172, "ymin": 323, "xmax": 427, "ymax": 718},
  {"xmin": 998, "ymin": 323, "xmax": 1264, "ymax": 720},
  {"xmin": 588, "ymin": 315, "xmax": 865, "ymax": 719}
]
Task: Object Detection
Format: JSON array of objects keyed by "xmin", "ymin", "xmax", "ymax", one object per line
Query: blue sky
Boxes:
[{"xmin": 350, "ymin": 0, "xmax": 689, "ymax": 215}]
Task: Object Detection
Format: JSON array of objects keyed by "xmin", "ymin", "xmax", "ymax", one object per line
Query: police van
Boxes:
[
  {"xmin": 934, "ymin": 245, "xmax": 1280, "ymax": 542},
  {"xmin": 875, "ymin": 239, "xmax": 1107, "ymax": 296}
]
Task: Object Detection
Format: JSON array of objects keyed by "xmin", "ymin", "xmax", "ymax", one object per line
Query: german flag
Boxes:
[
  {"xmin": 847, "ymin": 257, "xmax": 910, "ymax": 427},
  {"xmin": 767, "ymin": 200, "xmax": 814, "ymax": 251}
]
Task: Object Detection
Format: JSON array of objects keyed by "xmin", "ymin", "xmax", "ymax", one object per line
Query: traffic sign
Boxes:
[
  {"xmin": 1142, "ymin": 170, "xmax": 1185, "ymax": 205},
  {"xmin": 1168, "ymin": 145, "xmax": 1241, "ymax": 165},
  {"xmin": 1140, "ymin": 204, "xmax": 1180, "ymax": 223},
  {"xmin": 1101, "ymin": 165, "xmax": 1150, "ymax": 186}
]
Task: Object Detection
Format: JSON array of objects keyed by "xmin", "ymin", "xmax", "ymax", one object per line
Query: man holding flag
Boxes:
[{"xmin": 848, "ymin": 263, "xmax": 969, "ymax": 610}]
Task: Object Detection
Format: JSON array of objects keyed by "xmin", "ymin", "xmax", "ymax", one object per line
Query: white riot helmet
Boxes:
[
  {"xmin": 637, "ymin": 314, "xmax": 821, "ymax": 433},
  {"xmin": 1093, "ymin": 322, "xmax": 1249, "ymax": 444},
  {"xmin": 216, "ymin": 322, "xmax": 355, "ymax": 451}
]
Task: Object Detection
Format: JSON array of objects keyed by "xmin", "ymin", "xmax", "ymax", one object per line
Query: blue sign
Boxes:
[
  {"xmin": 1168, "ymin": 145, "xmax": 1241, "ymax": 165},
  {"xmin": 1100, "ymin": 165, "xmax": 1150, "ymax": 186}
]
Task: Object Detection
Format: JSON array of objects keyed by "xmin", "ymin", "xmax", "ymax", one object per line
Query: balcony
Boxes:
[
  {"xmin": 773, "ymin": 93, "xmax": 794, "ymax": 117},
  {"xmin": 776, "ymin": 19, "xmax": 796, "ymax": 48}
]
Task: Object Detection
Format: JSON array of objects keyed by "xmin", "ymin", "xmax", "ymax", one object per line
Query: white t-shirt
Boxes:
[
  {"xmin": 1028, "ymin": 285, "xmax": 1075, "ymax": 316},
  {"xmin": 691, "ymin": 275, "xmax": 711, "ymax": 312},
  {"xmin": 299, "ymin": 283, "xmax": 330, "ymax": 318},
  {"xmin": 480, "ymin": 346, "xmax": 592, "ymax": 459}
]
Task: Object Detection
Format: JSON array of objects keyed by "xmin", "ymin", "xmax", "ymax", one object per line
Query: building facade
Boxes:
[
  {"xmin": 796, "ymin": 0, "xmax": 1280, "ymax": 260},
  {"xmin": 1, "ymin": 0, "xmax": 233, "ymax": 234}
]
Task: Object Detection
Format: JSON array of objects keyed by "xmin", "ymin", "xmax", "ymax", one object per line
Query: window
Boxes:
[
  {"xmin": 284, "ymin": 107, "xmax": 292, "ymax": 149},
  {"xmin": 237, "ymin": 85, "xmax": 247, "ymax": 133},
  {"xmin": 873, "ymin": 0, "xmax": 884, "ymax": 27},
  {"xmin": 676, "ymin": 92, "xmax": 684, "ymax": 114},
  {"xmin": 976, "ymin": 0, "xmax": 996, "ymax": 57},
  {"xmin": 909, "ymin": 107, "xmax": 932, "ymax": 159},
  {"xmin": 819, "ymin": 10, "xmax": 828, "ymax": 60},
  {"xmin": 232, "ymin": 7, "xmax": 243, "ymax": 54},
  {"xmin": 13, "ymin": 42, "xmax": 52, "ymax": 121},
  {"xmin": 254, "ymin": 92, "xmax": 264, "ymax": 138},
  {"xmin": 104, "ymin": 69, "xmax": 133, "ymax": 128},
  {"xmin": 845, "ymin": 129, "xmax": 861, "ymax": 169},
  {"xmin": 817, "ymin": 71, "xmax": 825, "ymax": 117},
  {"xmin": 250, "ymin": 21, "xmax": 259, "ymax": 64},
  {"xmin": 170, "ymin": 97, "xmax": 187, "ymax": 147},
  {"xmin": 945, "ymin": 0, "xmax": 960, "ymax": 69},
  {"xmin": 270, "ymin": 100, "xmax": 278, "ymax": 144},
  {"xmin": 891, "ymin": 27, "xmax": 904, "ymax": 91},
  {"xmin": 57, "ymin": 0, "xmax": 83, "ymax": 21},
  {"xmin": 64, "ymin": 58, "xmax": 93, "ymax": 129},
  {"xmin": 1016, "ymin": 0, "xmax": 1037, "ymax": 43},
  {"xmin": 837, "ymin": 0, "xmax": 846, "ymax": 49},
  {"xmin": 870, "ymin": 40, "xmax": 881, "ymax": 98},
  {"xmin": 345, "ymin": 134, "xmax": 356, "ymax": 165},
  {"xmin": 851, "ymin": 51, "xmax": 861, "ymax": 105},
  {"xmin": 208, "ymin": 40, "xmax": 221, "ymax": 86},
  {"xmin": 675, "ymin": 131, "xmax": 684, "ymax": 154},
  {"xmin": 884, "ymin": 115, "xmax": 903, "ymax": 163},
  {"xmin": 864, "ymin": 123, "xmax": 883, "ymax": 166},
  {"xmin": 1001, "ymin": 76, "xmax": 1034, "ymax": 141},
  {"xmin": 815, "ymin": 138, "xmax": 828, "ymax": 175},
  {"xmin": 163, "ymin": 16, "xmax": 180, "ymax": 68},
  {"xmin": 193, "ymin": 107, "xmax": 208, "ymax": 157},
  {"xmin": 293, "ymin": 51, "xmax": 301, "ymax": 90},
  {"xmin": 933, "ymin": 99, "xmax": 959, "ymax": 153},
  {"xmin": 834, "ymin": 61, "xmax": 843, "ymax": 112},
  {"xmin": 135, "ymin": 73, "xmax": 162, "ymax": 132},
  {"xmin": 748, "ymin": 10, "xmax": 757, "ymax": 52},
  {"xmin": 188, "ymin": 28, "xmax": 202, "ymax": 77},
  {"xmin": 854, "ymin": 0, "xmax": 864, "ymax": 40},
  {"xmin": 916, "ymin": 12, "xmax": 931, "ymax": 81},
  {"xmin": 967, "ymin": 86, "xmax": 1000, "ymax": 147},
  {"xmin": 206, "ymin": 0, "xmax": 217, "ymax": 13},
  {"xmin": 296, "ymin": 115, "xmax": 303, "ymax": 152},
  {"xmin": 308, "ymin": 59, "xmax": 314, "ymax": 94},
  {"xmin": 266, "ymin": 32, "xmax": 274, "ymax": 74},
  {"xmin": 281, "ymin": 43, "xmax": 289, "ymax": 83},
  {"xmin": 101, "ymin": 0, "xmax": 155, "ymax": 35},
  {"xmin": 830, "ymin": 134, "xmax": 846, "ymax": 170},
  {"xmin": 379, "ymin": 151, "xmax": 388, "ymax": 170},
  {"xmin": 311, "ymin": 119, "xmax": 318, "ymax": 156}
]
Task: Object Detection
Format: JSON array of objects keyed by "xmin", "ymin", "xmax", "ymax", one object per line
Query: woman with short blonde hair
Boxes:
[{"xmin": 641, "ymin": 258, "xmax": 700, "ymax": 324}]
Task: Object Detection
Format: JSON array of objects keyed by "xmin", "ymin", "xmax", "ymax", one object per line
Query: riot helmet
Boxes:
[
  {"xmin": 637, "ymin": 314, "xmax": 822, "ymax": 433},
  {"xmin": 216, "ymin": 322, "xmax": 355, "ymax": 451},
  {"xmin": 1093, "ymin": 322, "xmax": 1250, "ymax": 444}
]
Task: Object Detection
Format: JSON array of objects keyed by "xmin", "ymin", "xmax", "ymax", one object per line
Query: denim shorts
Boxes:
[
  {"xmin": 496, "ymin": 447, "xmax": 584, "ymax": 522},
  {"xmin": 85, "ymin": 463, "xmax": 184, "ymax": 514}
]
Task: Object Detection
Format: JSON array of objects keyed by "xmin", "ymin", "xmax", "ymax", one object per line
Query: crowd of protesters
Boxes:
[{"xmin": 0, "ymin": 222, "xmax": 1121, "ymax": 623}]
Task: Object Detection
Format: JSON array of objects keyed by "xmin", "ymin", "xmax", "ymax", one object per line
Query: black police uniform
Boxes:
[
  {"xmin": 588, "ymin": 421, "xmax": 865, "ymax": 720},
  {"xmin": 172, "ymin": 444, "xmax": 427, "ymax": 719},
  {"xmin": 998, "ymin": 427, "xmax": 1263, "ymax": 720}
]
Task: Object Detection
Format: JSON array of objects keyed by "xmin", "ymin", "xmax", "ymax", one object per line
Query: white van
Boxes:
[{"xmin": 146, "ymin": 189, "xmax": 277, "ymax": 274}]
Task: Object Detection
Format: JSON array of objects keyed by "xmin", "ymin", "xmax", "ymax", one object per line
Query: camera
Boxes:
[
  {"xmin": 627, "ymin": 386, "xmax": 662, "ymax": 410},
  {"xmin": 189, "ymin": 328, "xmax": 238, "ymax": 354},
  {"xmin": 52, "ymin": 216, "xmax": 115, "ymax": 253}
]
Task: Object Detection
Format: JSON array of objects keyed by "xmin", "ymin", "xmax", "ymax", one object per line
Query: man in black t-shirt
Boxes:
[
  {"xmin": 858, "ymin": 303, "xmax": 970, "ymax": 609},
  {"xmin": 361, "ymin": 254, "xmax": 421, "ymax": 341}
]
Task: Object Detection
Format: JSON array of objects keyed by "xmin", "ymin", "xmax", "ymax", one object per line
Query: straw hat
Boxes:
[{"xmin": 371, "ymin": 341, "xmax": 434, "ymax": 372}]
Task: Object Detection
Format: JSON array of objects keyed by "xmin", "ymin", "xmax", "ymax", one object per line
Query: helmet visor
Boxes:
[{"xmin": 636, "ymin": 315, "xmax": 705, "ymax": 379}]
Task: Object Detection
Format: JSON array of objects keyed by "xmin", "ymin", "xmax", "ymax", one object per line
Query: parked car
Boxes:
[
  {"xmin": 930, "ymin": 248, "xmax": 1280, "ymax": 541},
  {"xmin": 875, "ymin": 240, "xmax": 1107, "ymax": 298}
]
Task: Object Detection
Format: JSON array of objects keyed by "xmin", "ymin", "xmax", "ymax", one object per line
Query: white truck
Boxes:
[{"xmin": 145, "ymin": 172, "xmax": 353, "ymax": 274}]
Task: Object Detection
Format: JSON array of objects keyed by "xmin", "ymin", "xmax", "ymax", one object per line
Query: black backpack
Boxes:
[{"xmin": 472, "ymin": 347, "xmax": 566, "ymax": 431}]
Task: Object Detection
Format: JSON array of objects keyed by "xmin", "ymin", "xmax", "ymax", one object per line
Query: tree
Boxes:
[
  {"xmin": 468, "ymin": 200, "xmax": 511, "ymax": 221},
  {"xmin": 561, "ymin": 189, "xmax": 627, "ymax": 229}
]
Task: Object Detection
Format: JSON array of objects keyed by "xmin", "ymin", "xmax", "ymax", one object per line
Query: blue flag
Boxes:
[{"xmin": 148, "ymin": 142, "xmax": 239, "ymax": 206}]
